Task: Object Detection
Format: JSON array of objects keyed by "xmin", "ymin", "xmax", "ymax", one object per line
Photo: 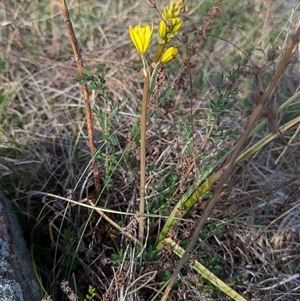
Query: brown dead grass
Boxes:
[{"xmin": 1, "ymin": 1, "xmax": 300, "ymax": 300}]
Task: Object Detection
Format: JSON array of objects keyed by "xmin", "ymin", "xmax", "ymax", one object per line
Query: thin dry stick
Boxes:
[
  {"xmin": 160, "ymin": 14, "xmax": 300, "ymax": 301},
  {"xmin": 59, "ymin": 0, "xmax": 101, "ymax": 197},
  {"xmin": 89, "ymin": 200, "xmax": 142, "ymax": 247}
]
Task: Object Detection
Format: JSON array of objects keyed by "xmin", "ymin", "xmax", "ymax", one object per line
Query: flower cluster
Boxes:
[
  {"xmin": 158, "ymin": 0, "xmax": 185, "ymax": 44},
  {"xmin": 128, "ymin": 0, "xmax": 184, "ymax": 65}
]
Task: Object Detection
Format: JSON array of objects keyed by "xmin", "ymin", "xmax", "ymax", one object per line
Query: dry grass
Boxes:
[{"xmin": 1, "ymin": 0, "xmax": 300, "ymax": 300}]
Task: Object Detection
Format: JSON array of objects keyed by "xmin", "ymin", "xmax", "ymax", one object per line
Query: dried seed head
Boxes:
[
  {"xmin": 162, "ymin": 98, "xmax": 173, "ymax": 117},
  {"xmin": 167, "ymin": 229, "xmax": 176, "ymax": 238},
  {"xmin": 147, "ymin": 0, "xmax": 156, "ymax": 8},
  {"xmin": 209, "ymin": 6, "xmax": 222, "ymax": 17},
  {"xmin": 267, "ymin": 49, "xmax": 278, "ymax": 61},
  {"xmin": 149, "ymin": 64, "xmax": 166, "ymax": 109},
  {"xmin": 181, "ymin": 32, "xmax": 188, "ymax": 44}
]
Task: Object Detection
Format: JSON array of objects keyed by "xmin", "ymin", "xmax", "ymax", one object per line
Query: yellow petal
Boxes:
[
  {"xmin": 129, "ymin": 25, "xmax": 143, "ymax": 54},
  {"xmin": 142, "ymin": 23, "xmax": 153, "ymax": 53}
]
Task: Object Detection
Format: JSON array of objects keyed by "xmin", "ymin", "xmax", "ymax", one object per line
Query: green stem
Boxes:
[
  {"xmin": 104, "ymin": 99, "xmax": 109, "ymax": 178},
  {"xmin": 139, "ymin": 43, "xmax": 165, "ymax": 245}
]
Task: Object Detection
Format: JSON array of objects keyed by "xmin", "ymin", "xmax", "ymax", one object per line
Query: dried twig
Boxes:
[{"xmin": 59, "ymin": 0, "xmax": 101, "ymax": 196}]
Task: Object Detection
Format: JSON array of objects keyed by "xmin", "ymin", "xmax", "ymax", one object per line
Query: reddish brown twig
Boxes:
[{"xmin": 59, "ymin": 0, "xmax": 101, "ymax": 197}]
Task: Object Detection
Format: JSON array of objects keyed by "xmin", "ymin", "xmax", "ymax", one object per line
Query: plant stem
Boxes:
[
  {"xmin": 139, "ymin": 44, "xmax": 165, "ymax": 245},
  {"xmin": 104, "ymin": 99, "xmax": 109, "ymax": 178}
]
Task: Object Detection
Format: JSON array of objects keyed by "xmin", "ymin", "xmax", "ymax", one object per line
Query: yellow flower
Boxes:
[
  {"xmin": 128, "ymin": 23, "xmax": 154, "ymax": 55},
  {"xmin": 161, "ymin": 46, "xmax": 178, "ymax": 63}
]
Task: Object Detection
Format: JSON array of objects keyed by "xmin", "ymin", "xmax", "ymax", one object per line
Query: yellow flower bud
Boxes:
[
  {"xmin": 162, "ymin": 7, "xmax": 172, "ymax": 20},
  {"xmin": 170, "ymin": 17, "xmax": 182, "ymax": 34},
  {"xmin": 162, "ymin": 0, "xmax": 184, "ymax": 19},
  {"xmin": 158, "ymin": 20, "xmax": 168, "ymax": 40},
  {"xmin": 170, "ymin": 0, "xmax": 185, "ymax": 13},
  {"xmin": 161, "ymin": 46, "xmax": 178, "ymax": 63}
]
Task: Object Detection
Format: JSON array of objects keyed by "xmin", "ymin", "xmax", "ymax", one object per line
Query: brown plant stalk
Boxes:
[
  {"xmin": 160, "ymin": 14, "xmax": 300, "ymax": 301},
  {"xmin": 59, "ymin": 0, "xmax": 101, "ymax": 197}
]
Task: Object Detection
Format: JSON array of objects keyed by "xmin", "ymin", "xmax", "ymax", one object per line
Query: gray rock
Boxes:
[{"xmin": 0, "ymin": 191, "xmax": 42, "ymax": 301}]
